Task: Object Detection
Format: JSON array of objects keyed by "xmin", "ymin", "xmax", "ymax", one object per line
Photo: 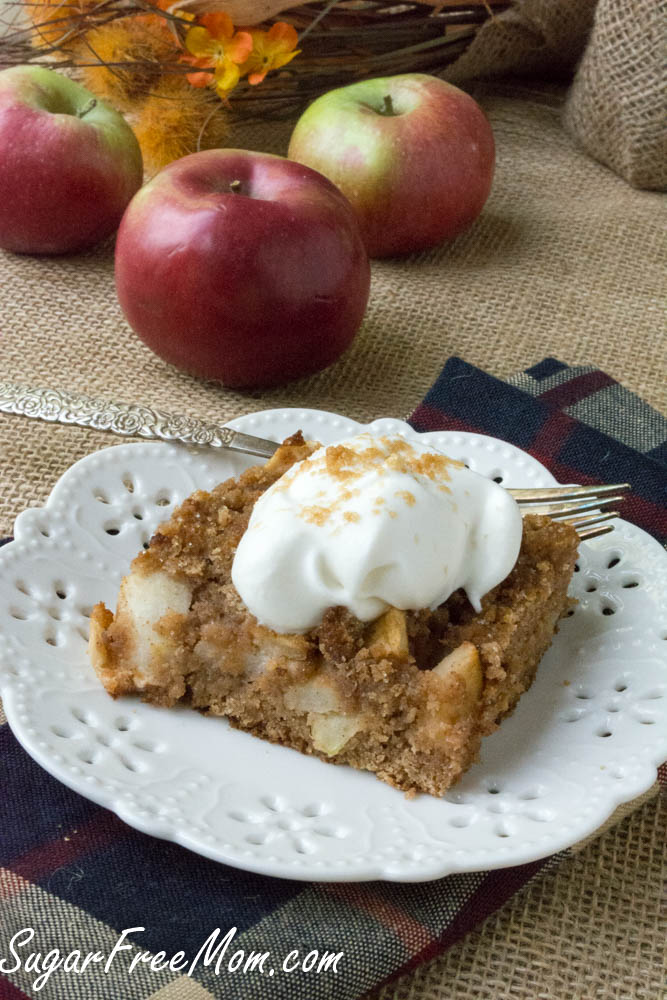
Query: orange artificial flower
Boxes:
[
  {"xmin": 242, "ymin": 22, "xmax": 300, "ymax": 85},
  {"xmin": 183, "ymin": 12, "xmax": 253, "ymax": 96}
]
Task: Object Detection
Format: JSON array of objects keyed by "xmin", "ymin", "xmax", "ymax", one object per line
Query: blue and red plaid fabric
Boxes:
[{"xmin": 1, "ymin": 359, "xmax": 665, "ymax": 1000}]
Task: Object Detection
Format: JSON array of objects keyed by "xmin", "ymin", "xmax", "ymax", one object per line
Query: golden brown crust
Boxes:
[
  {"xmin": 88, "ymin": 434, "xmax": 579, "ymax": 797},
  {"xmin": 89, "ymin": 603, "xmax": 136, "ymax": 698}
]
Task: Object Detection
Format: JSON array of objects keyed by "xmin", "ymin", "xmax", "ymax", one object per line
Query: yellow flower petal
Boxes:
[
  {"xmin": 185, "ymin": 26, "xmax": 215, "ymax": 59},
  {"xmin": 214, "ymin": 59, "xmax": 241, "ymax": 94},
  {"xmin": 272, "ymin": 47, "xmax": 299, "ymax": 70}
]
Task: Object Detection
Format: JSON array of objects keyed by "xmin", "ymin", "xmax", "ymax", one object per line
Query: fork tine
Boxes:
[
  {"xmin": 519, "ymin": 494, "xmax": 626, "ymax": 517},
  {"xmin": 509, "ymin": 483, "xmax": 630, "ymax": 502},
  {"xmin": 561, "ymin": 510, "xmax": 619, "ymax": 530},
  {"xmin": 577, "ymin": 523, "xmax": 615, "ymax": 540}
]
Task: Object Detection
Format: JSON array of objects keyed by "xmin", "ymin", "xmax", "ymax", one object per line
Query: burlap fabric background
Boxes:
[
  {"xmin": 445, "ymin": 0, "xmax": 667, "ymax": 191},
  {"xmin": 1, "ymin": 83, "xmax": 666, "ymax": 998}
]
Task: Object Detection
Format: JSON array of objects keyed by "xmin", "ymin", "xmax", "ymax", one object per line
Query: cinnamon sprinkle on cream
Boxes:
[
  {"xmin": 275, "ymin": 436, "xmax": 461, "ymax": 527},
  {"xmin": 395, "ymin": 490, "xmax": 416, "ymax": 507}
]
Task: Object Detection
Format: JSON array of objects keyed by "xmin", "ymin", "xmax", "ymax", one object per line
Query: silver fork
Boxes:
[
  {"xmin": 0, "ymin": 382, "xmax": 629, "ymax": 540},
  {"xmin": 508, "ymin": 483, "xmax": 629, "ymax": 540}
]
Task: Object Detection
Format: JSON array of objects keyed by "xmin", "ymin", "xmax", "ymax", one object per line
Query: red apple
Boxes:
[
  {"xmin": 0, "ymin": 66, "xmax": 143, "ymax": 255},
  {"xmin": 288, "ymin": 73, "xmax": 495, "ymax": 258},
  {"xmin": 115, "ymin": 149, "xmax": 370, "ymax": 388}
]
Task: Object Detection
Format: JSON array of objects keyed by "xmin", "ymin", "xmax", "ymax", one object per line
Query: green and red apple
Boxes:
[
  {"xmin": 288, "ymin": 73, "xmax": 495, "ymax": 257},
  {"xmin": 0, "ymin": 65, "xmax": 143, "ymax": 255},
  {"xmin": 114, "ymin": 149, "xmax": 370, "ymax": 388}
]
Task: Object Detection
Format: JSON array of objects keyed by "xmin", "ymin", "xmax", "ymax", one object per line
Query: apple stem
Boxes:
[
  {"xmin": 229, "ymin": 180, "xmax": 242, "ymax": 193},
  {"xmin": 77, "ymin": 98, "xmax": 97, "ymax": 119},
  {"xmin": 381, "ymin": 94, "xmax": 395, "ymax": 116}
]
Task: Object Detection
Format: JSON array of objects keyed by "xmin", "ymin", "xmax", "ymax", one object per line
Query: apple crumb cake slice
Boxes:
[{"xmin": 89, "ymin": 434, "xmax": 579, "ymax": 797}]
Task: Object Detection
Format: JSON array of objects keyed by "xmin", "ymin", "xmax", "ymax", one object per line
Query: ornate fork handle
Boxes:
[{"xmin": 0, "ymin": 382, "xmax": 279, "ymax": 459}]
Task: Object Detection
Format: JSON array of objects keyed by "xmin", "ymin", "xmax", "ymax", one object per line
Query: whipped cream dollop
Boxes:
[{"xmin": 231, "ymin": 433, "xmax": 523, "ymax": 634}]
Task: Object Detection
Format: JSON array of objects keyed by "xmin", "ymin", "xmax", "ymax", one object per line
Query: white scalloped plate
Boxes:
[{"xmin": 1, "ymin": 408, "xmax": 666, "ymax": 882}]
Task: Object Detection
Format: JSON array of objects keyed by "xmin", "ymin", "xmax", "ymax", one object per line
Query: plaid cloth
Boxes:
[{"xmin": 1, "ymin": 358, "xmax": 665, "ymax": 1000}]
